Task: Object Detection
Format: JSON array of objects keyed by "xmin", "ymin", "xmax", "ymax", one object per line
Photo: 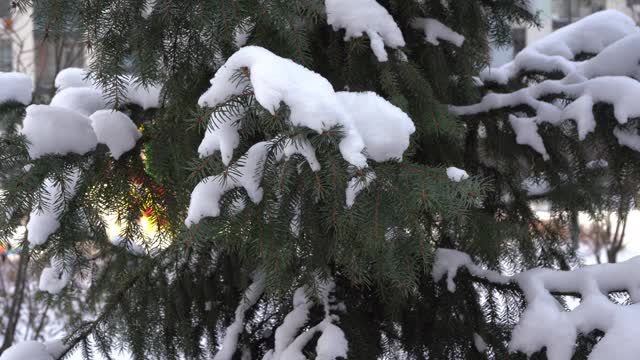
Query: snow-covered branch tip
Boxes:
[
  {"xmin": 410, "ymin": 18, "xmax": 464, "ymax": 47},
  {"xmin": 433, "ymin": 248, "xmax": 640, "ymax": 360},
  {"xmin": 451, "ymin": 10, "xmax": 640, "ymax": 160},
  {"xmin": 324, "ymin": 0, "xmax": 405, "ymax": 62},
  {"xmin": 210, "ymin": 273, "xmax": 348, "ymax": 360},
  {"xmin": 213, "ymin": 271, "xmax": 266, "ymax": 360},
  {"xmin": 262, "ymin": 279, "xmax": 348, "ymax": 360},
  {"xmin": 187, "ymin": 46, "xmax": 415, "ymax": 225},
  {"xmin": 479, "ymin": 10, "xmax": 638, "ymax": 85}
]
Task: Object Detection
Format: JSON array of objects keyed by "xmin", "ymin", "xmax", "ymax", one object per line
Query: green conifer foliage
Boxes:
[{"xmin": 0, "ymin": 1, "xmax": 589, "ymax": 359}]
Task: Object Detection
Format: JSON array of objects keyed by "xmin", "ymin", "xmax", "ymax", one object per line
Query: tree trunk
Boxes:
[{"xmin": 0, "ymin": 241, "xmax": 30, "ymax": 354}]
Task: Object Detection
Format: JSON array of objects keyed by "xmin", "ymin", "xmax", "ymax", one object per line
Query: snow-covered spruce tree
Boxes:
[{"xmin": 0, "ymin": 1, "xmax": 615, "ymax": 359}]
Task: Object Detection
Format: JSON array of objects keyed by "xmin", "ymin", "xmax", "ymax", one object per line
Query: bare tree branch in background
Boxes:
[{"xmin": 580, "ymin": 208, "xmax": 630, "ymax": 263}]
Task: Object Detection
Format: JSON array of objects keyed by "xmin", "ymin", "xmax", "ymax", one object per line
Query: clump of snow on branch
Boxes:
[
  {"xmin": 213, "ymin": 271, "xmax": 266, "ymax": 360},
  {"xmin": 197, "ymin": 107, "xmax": 244, "ymax": 165},
  {"xmin": 276, "ymin": 137, "xmax": 322, "ymax": 172},
  {"xmin": 190, "ymin": 46, "xmax": 414, "ymax": 224},
  {"xmin": 22, "ymin": 69, "xmax": 155, "ymax": 160},
  {"xmin": 410, "ymin": 18, "xmax": 465, "ymax": 47},
  {"xmin": 508, "ymin": 115, "xmax": 549, "ymax": 159},
  {"xmin": 90, "ymin": 110, "xmax": 142, "ymax": 160},
  {"xmin": 0, "ymin": 72, "xmax": 33, "ymax": 104},
  {"xmin": 22, "ymin": 105, "xmax": 98, "ymax": 159},
  {"xmin": 186, "ymin": 142, "xmax": 269, "ymax": 226},
  {"xmin": 480, "ymin": 10, "xmax": 638, "ymax": 84},
  {"xmin": 123, "ymin": 76, "xmax": 162, "ymax": 109},
  {"xmin": 613, "ymin": 127, "xmax": 640, "ymax": 152},
  {"xmin": 50, "ymin": 87, "xmax": 108, "ymax": 116},
  {"xmin": 263, "ymin": 279, "xmax": 348, "ymax": 360},
  {"xmin": 473, "ymin": 333, "xmax": 487, "ymax": 353},
  {"xmin": 433, "ymin": 248, "xmax": 640, "ymax": 360},
  {"xmin": 346, "ymin": 171, "xmax": 376, "ymax": 209},
  {"xmin": 446, "ymin": 167, "xmax": 469, "ymax": 182},
  {"xmin": 198, "ymin": 46, "xmax": 367, "ymax": 168},
  {"xmin": 0, "ymin": 340, "xmax": 64, "ymax": 360},
  {"xmin": 324, "ymin": 0, "xmax": 405, "ymax": 62},
  {"xmin": 55, "ymin": 68, "xmax": 92, "ymax": 90},
  {"xmin": 451, "ymin": 10, "xmax": 640, "ymax": 160},
  {"xmin": 38, "ymin": 257, "xmax": 71, "ymax": 294},
  {"xmin": 432, "ymin": 249, "xmax": 508, "ymax": 292},
  {"xmin": 27, "ymin": 169, "xmax": 81, "ymax": 247},
  {"xmin": 54, "ymin": 68, "xmax": 161, "ymax": 109},
  {"xmin": 336, "ymin": 91, "xmax": 415, "ymax": 162}
]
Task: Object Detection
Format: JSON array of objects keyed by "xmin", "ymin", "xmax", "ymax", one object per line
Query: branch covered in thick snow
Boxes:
[
  {"xmin": 446, "ymin": 167, "xmax": 469, "ymax": 182},
  {"xmin": 186, "ymin": 142, "xmax": 269, "ymax": 226},
  {"xmin": 27, "ymin": 169, "xmax": 81, "ymax": 247},
  {"xmin": 54, "ymin": 68, "xmax": 162, "ymax": 109},
  {"xmin": 198, "ymin": 47, "xmax": 414, "ymax": 168},
  {"xmin": 55, "ymin": 68, "xmax": 92, "ymax": 90},
  {"xmin": 336, "ymin": 91, "xmax": 415, "ymax": 163},
  {"xmin": 213, "ymin": 271, "xmax": 266, "ymax": 360},
  {"xmin": 451, "ymin": 75, "xmax": 640, "ymax": 158},
  {"xmin": 22, "ymin": 70, "xmax": 147, "ymax": 160},
  {"xmin": 410, "ymin": 18, "xmax": 465, "ymax": 47},
  {"xmin": 191, "ymin": 46, "xmax": 414, "ymax": 223},
  {"xmin": 0, "ymin": 340, "xmax": 64, "ymax": 360},
  {"xmin": 263, "ymin": 279, "xmax": 348, "ymax": 360},
  {"xmin": 50, "ymin": 87, "xmax": 109, "ymax": 116},
  {"xmin": 39, "ymin": 257, "xmax": 71, "ymax": 294},
  {"xmin": 22, "ymin": 105, "xmax": 98, "ymax": 159},
  {"xmin": 433, "ymin": 248, "xmax": 640, "ymax": 360},
  {"xmin": 480, "ymin": 10, "xmax": 638, "ymax": 84},
  {"xmin": 346, "ymin": 171, "xmax": 376, "ymax": 208},
  {"xmin": 613, "ymin": 126, "xmax": 640, "ymax": 152},
  {"xmin": 324, "ymin": 0, "xmax": 405, "ymax": 62},
  {"xmin": 0, "ymin": 72, "xmax": 33, "ymax": 105},
  {"xmin": 90, "ymin": 110, "xmax": 142, "ymax": 160}
]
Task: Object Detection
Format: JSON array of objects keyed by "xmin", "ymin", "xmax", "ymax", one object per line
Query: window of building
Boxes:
[
  {"xmin": 0, "ymin": 39, "xmax": 11, "ymax": 71},
  {"xmin": 0, "ymin": 0, "xmax": 10, "ymax": 18}
]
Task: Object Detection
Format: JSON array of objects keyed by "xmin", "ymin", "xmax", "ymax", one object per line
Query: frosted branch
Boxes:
[
  {"xmin": 433, "ymin": 248, "xmax": 640, "ymax": 360},
  {"xmin": 190, "ymin": 47, "xmax": 414, "ymax": 224},
  {"xmin": 324, "ymin": 0, "xmax": 405, "ymax": 62},
  {"xmin": 410, "ymin": 18, "xmax": 464, "ymax": 47},
  {"xmin": 264, "ymin": 279, "xmax": 348, "ymax": 360},
  {"xmin": 480, "ymin": 11, "xmax": 638, "ymax": 84},
  {"xmin": 213, "ymin": 271, "xmax": 266, "ymax": 360}
]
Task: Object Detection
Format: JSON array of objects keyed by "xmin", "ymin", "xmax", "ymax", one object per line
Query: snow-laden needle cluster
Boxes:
[
  {"xmin": 186, "ymin": 46, "xmax": 416, "ymax": 226},
  {"xmin": 434, "ymin": 248, "xmax": 640, "ymax": 360}
]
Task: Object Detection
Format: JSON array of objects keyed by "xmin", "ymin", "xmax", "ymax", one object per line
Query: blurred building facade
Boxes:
[
  {"xmin": 492, "ymin": 0, "xmax": 638, "ymax": 66},
  {"xmin": 0, "ymin": 1, "xmax": 85, "ymax": 100}
]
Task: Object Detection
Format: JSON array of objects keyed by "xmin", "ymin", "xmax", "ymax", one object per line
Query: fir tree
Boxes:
[{"xmin": 2, "ymin": 1, "xmax": 638, "ymax": 360}]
